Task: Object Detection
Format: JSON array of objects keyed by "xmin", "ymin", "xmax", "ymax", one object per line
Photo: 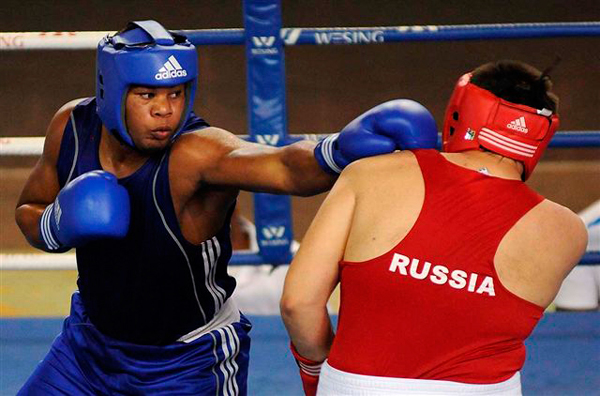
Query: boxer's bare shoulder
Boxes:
[
  {"xmin": 341, "ymin": 150, "xmax": 420, "ymax": 188},
  {"xmin": 42, "ymin": 98, "xmax": 88, "ymax": 157},
  {"xmin": 340, "ymin": 151, "xmax": 424, "ymax": 262},
  {"xmin": 169, "ymin": 126, "xmax": 276, "ymax": 192},
  {"xmin": 171, "ymin": 127, "xmax": 249, "ymax": 167},
  {"xmin": 495, "ymin": 199, "xmax": 588, "ymax": 306}
]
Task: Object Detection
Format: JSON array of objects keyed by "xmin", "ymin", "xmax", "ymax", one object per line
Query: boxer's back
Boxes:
[
  {"xmin": 329, "ymin": 148, "xmax": 586, "ymax": 382},
  {"xmin": 342, "ymin": 149, "xmax": 586, "ymax": 308}
]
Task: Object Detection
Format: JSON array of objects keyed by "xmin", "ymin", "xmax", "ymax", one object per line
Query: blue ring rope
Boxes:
[
  {"xmin": 547, "ymin": 132, "xmax": 600, "ymax": 148},
  {"xmin": 230, "ymin": 252, "xmax": 598, "ymax": 266},
  {"xmin": 281, "ymin": 132, "xmax": 600, "ymax": 148},
  {"xmin": 182, "ymin": 22, "xmax": 600, "ymax": 46},
  {"xmin": 580, "ymin": 252, "xmax": 600, "ymax": 265}
]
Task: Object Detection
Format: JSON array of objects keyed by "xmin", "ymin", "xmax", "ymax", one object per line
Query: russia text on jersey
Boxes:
[{"xmin": 389, "ymin": 253, "xmax": 495, "ymax": 296}]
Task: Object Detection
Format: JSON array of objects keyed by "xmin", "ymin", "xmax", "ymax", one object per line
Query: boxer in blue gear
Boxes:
[{"xmin": 15, "ymin": 20, "xmax": 437, "ymax": 395}]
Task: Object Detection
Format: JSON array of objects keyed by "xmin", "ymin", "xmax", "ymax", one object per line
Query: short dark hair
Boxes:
[{"xmin": 470, "ymin": 60, "xmax": 559, "ymax": 113}]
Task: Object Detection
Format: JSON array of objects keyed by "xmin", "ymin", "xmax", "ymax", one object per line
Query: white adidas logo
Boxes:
[
  {"xmin": 506, "ymin": 116, "xmax": 528, "ymax": 133},
  {"xmin": 155, "ymin": 55, "xmax": 188, "ymax": 80}
]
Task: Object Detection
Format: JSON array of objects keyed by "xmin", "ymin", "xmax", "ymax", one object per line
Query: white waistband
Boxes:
[
  {"xmin": 177, "ymin": 297, "xmax": 241, "ymax": 343},
  {"xmin": 318, "ymin": 361, "xmax": 522, "ymax": 395}
]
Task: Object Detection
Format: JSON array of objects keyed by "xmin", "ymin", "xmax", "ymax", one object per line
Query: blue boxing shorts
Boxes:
[{"xmin": 18, "ymin": 292, "xmax": 251, "ymax": 395}]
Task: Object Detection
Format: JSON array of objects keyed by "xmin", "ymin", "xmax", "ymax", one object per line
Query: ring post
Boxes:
[{"xmin": 244, "ymin": 0, "xmax": 293, "ymax": 265}]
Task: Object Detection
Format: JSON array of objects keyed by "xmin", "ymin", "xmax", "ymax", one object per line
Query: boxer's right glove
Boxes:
[
  {"xmin": 314, "ymin": 99, "xmax": 438, "ymax": 174},
  {"xmin": 39, "ymin": 170, "xmax": 130, "ymax": 251},
  {"xmin": 290, "ymin": 342, "xmax": 324, "ymax": 396}
]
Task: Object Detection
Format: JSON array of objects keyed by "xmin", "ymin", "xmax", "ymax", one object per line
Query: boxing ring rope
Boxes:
[
  {"xmin": 2, "ymin": 22, "xmax": 599, "ymax": 50},
  {"xmin": 2, "ymin": 131, "xmax": 600, "ymax": 156},
  {"xmin": 1, "ymin": 13, "xmax": 599, "ymax": 269}
]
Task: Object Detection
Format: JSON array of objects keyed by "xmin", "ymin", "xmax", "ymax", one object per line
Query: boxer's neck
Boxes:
[
  {"xmin": 98, "ymin": 127, "xmax": 149, "ymax": 179},
  {"xmin": 442, "ymin": 150, "xmax": 523, "ymax": 180}
]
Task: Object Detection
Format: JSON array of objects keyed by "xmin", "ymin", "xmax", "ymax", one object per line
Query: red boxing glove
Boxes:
[{"xmin": 290, "ymin": 343, "xmax": 324, "ymax": 396}]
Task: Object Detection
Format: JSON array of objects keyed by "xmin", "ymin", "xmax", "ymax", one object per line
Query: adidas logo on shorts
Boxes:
[
  {"xmin": 155, "ymin": 56, "xmax": 188, "ymax": 80},
  {"xmin": 506, "ymin": 116, "xmax": 528, "ymax": 133}
]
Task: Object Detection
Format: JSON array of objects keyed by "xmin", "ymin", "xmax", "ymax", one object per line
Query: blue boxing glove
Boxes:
[
  {"xmin": 314, "ymin": 99, "xmax": 438, "ymax": 174},
  {"xmin": 39, "ymin": 170, "xmax": 130, "ymax": 251}
]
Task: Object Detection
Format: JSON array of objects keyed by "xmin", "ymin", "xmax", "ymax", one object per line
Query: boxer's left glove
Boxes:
[
  {"xmin": 314, "ymin": 99, "xmax": 438, "ymax": 174},
  {"xmin": 39, "ymin": 170, "xmax": 130, "ymax": 251},
  {"xmin": 290, "ymin": 342, "xmax": 324, "ymax": 396}
]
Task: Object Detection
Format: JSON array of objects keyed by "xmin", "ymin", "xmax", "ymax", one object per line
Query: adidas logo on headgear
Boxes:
[
  {"xmin": 155, "ymin": 55, "xmax": 188, "ymax": 80},
  {"xmin": 506, "ymin": 116, "xmax": 528, "ymax": 133}
]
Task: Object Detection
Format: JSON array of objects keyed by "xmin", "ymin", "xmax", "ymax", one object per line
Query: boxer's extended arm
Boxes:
[
  {"xmin": 172, "ymin": 128, "xmax": 335, "ymax": 196},
  {"xmin": 15, "ymin": 101, "xmax": 75, "ymax": 250},
  {"xmin": 174, "ymin": 100, "xmax": 437, "ymax": 196}
]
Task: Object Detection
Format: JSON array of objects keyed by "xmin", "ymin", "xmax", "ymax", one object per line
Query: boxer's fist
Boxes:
[
  {"xmin": 40, "ymin": 170, "xmax": 130, "ymax": 251},
  {"xmin": 314, "ymin": 99, "xmax": 438, "ymax": 174},
  {"xmin": 290, "ymin": 343, "xmax": 323, "ymax": 396}
]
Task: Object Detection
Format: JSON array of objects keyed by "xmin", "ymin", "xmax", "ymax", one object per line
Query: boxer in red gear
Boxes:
[{"xmin": 281, "ymin": 60, "xmax": 588, "ymax": 395}]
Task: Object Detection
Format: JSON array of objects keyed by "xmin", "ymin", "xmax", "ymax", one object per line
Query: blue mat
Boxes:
[{"xmin": 1, "ymin": 313, "xmax": 598, "ymax": 395}]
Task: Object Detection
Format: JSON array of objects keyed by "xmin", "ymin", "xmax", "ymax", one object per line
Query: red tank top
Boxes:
[{"xmin": 327, "ymin": 149, "xmax": 545, "ymax": 384}]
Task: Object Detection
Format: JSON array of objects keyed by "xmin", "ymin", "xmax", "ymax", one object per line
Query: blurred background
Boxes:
[{"xmin": 1, "ymin": 0, "xmax": 599, "ymax": 314}]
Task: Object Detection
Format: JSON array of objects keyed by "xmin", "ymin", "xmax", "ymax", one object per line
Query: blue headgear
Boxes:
[{"xmin": 96, "ymin": 20, "xmax": 198, "ymax": 148}]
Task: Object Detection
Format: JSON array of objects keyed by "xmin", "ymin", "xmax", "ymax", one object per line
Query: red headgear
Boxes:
[{"xmin": 442, "ymin": 73, "xmax": 559, "ymax": 180}]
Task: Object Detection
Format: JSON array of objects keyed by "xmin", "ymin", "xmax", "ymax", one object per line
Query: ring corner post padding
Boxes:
[{"xmin": 243, "ymin": 0, "xmax": 293, "ymax": 265}]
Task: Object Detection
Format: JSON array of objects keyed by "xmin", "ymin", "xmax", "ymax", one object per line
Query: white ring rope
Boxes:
[
  {"xmin": 1, "ymin": 137, "xmax": 45, "ymax": 156},
  {"xmin": 1, "ymin": 31, "xmax": 114, "ymax": 50},
  {"xmin": 0, "ymin": 136, "xmax": 323, "ymax": 156},
  {"xmin": 1, "ymin": 253, "xmax": 77, "ymax": 270}
]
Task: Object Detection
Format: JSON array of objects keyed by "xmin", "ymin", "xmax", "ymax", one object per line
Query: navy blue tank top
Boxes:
[{"xmin": 56, "ymin": 98, "xmax": 237, "ymax": 345}]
